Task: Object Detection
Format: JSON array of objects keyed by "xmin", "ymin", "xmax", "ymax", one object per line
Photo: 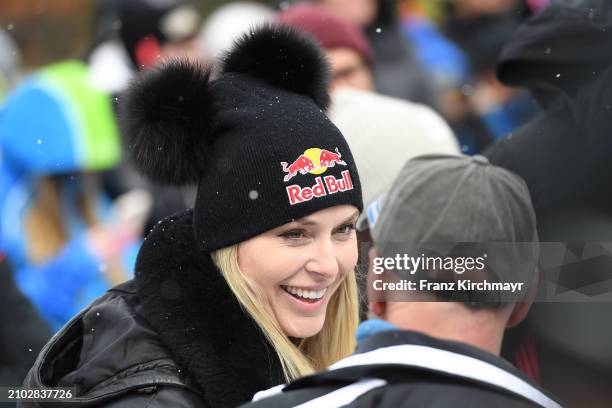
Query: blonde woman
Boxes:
[{"xmin": 23, "ymin": 25, "xmax": 363, "ymax": 407}]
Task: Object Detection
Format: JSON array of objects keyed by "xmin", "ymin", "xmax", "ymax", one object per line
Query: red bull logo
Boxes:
[
  {"xmin": 281, "ymin": 147, "xmax": 353, "ymax": 205},
  {"xmin": 281, "ymin": 147, "xmax": 347, "ymax": 182}
]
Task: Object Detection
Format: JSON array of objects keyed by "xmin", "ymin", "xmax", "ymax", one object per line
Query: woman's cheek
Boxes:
[{"xmin": 339, "ymin": 241, "xmax": 359, "ymax": 271}]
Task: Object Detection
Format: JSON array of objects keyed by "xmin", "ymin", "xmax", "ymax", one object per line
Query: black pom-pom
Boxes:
[
  {"xmin": 119, "ymin": 59, "xmax": 215, "ymax": 185},
  {"xmin": 222, "ymin": 24, "xmax": 331, "ymax": 110}
]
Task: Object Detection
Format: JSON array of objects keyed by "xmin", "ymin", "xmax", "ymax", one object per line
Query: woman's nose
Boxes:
[{"xmin": 304, "ymin": 239, "xmax": 339, "ymax": 280}]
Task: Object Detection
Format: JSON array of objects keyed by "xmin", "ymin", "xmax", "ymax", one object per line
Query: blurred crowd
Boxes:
[{"xmin": 1, "ymin": 0, "xmax": 611, "ymax": 406}]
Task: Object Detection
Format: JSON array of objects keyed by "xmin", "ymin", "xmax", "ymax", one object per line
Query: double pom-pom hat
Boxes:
[{"xmin": 120, "ymin": 25, "xmax": 363, "ymax": 251}]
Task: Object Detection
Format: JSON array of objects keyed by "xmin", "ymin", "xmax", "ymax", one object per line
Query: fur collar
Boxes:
[{"xmin": 134, "ymin": 210, "xmax": 284, "ymax": 408}]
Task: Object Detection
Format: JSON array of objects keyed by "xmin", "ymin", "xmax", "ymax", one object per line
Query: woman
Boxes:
[
  {"xmin": 22, "ymin": 25, "xmax": 363, "ymax": 408},
  {"xmin": 0, "ymin": 59, "xmax": 142, "ymax": 331}
]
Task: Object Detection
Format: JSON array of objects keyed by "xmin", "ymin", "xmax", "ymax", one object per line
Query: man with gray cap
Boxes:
[{"xmin": 243, "ymin": 154, "xmax": 561, "ymax": 408}]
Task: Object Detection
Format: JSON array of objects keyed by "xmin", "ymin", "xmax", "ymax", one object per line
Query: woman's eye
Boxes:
[
  {"xmin": 280, "ymin": 229, "xmax": 307, "ymax": 240},
  {"xmin": 335, "ymin": 223, "xmax": 356, "ymax": 235}
]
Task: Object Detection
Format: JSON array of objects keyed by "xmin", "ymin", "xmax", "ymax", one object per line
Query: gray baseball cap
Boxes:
[{"xmin": 361, "ymin": 154, "xmax": 539, "ymax": 299}]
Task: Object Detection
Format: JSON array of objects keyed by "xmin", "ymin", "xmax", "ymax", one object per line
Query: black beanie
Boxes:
[{"xmin": 120, "ymin": 25, "xmax": 363, "ymax": 252}]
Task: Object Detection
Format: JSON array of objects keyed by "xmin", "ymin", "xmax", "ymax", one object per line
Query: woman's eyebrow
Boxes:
[
  {"xmin": 296, "ymin": 211, "xmax": 361, "ymax": 226},
  {"xmin": 341, "ymin": 211, "xmax": 361, "ymax": 224}
]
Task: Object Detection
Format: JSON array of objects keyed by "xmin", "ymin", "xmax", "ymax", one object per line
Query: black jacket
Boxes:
[
  {"xmin": 484, "ymin": 2, "xmax": 612, "ymax": 218},
  {"xmin": 22, "ymin": 210, "xmax": 285, "ymax": 407},
  {"xmin": 483, "ymin": 5, "xmax": 612, "ymax": 404},
  {"xmin": 0, "ymin": 257, "xmax": 51, "ymax": 386},
  {"xmin": 243, "ymin": 330, "xmax": 562, "ymax": 408}
]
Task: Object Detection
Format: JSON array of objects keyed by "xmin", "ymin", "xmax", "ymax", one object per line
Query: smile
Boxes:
[{"xmin": 281, "ymin": 285, "xmax": 327, "ymax": 303}]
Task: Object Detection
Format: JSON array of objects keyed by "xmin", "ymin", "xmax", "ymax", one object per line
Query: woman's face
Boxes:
[{"xmin": 238, "ymin": 205, "xmax": 360, "ymax": 338}]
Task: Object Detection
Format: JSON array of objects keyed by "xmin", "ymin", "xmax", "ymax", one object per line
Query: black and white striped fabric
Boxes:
[{"xmin": 244, "ymin": 330, "xmax": 562, "ymax": 408}]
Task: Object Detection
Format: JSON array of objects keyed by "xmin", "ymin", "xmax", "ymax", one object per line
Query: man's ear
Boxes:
[
  {"xmin": 369, "ymin": 301, "xmax": 387, "ymax": 319},
  {"xmin": 367, "ymin": 246, "xmax": 387, "ymax": 318},
  {"xmin": 506, "ymin": 272, "xmax": 538, "ymax": 328},
  {"xmin": 368, "ymin": 246, "xmax": 378, "ymax": 266}
]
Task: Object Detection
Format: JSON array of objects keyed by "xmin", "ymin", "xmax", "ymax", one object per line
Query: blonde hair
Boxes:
[
  {"xmin": 25, "ymin": 176, "xmax": 100, "ymax": 263},
  {"xmin": 24, "ymin": 174, "xmax": 126, "ymax": 285},
  {"xmin": 211, "ymin": 244, "xmax": 359, "ymax": 381},
  {"xmin": 25, "ymin": 177, "xmax": 68, "ymax": 263}
]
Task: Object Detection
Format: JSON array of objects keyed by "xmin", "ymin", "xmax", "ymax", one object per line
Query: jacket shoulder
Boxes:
[
  {"xmin": 351, "ymin": 380, "xmax": 542, "ymax": 408},
  {"xmin": 23, "ymin": 280, "xmax": 204, "ymax": 406}
]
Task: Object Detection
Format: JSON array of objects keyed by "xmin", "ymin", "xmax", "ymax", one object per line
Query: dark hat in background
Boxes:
[
  {"xmin": 497, "ymin": 1, "xmax": 612, "ymax": 104},
  {"xmin": 362, "ymin": 154, "xmax": 538, "ymax": 301},
  {"xmin": 120, "ymin": 25, "xmax": 363, "ymax": 252},
  {"xmin": 279, "ymin": 4, "xmax": 373, "ymax": 66},
  {"xmin": 118, "ymin": 0, "xmax": 200, "ymax": 69}
]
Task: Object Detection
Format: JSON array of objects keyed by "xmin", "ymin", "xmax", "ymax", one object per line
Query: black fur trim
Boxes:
[
  {"xmin": 119, "ymin": 59, "xmax": 215, "ymax": 185},
  {"xmin": 135, "ymin": 210, "xmax": 285, "ymax": 407},
  {"xmin": 222, "ymin": 24, "xmax": 331, "ymax": 110}
]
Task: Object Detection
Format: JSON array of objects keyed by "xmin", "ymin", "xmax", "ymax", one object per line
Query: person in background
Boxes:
[
  {"xmin": 279, "ymin": 4, "xmax": 375, "ymax": 93},
  {"xmin": 485, "ymin": 0, "xmax": 612, "ymax": 218},
  {"xmin": 88, "ymin": 0, "xmax": 201, "ymax": 94},
  {"xmin": 485, "ymin": 2, "xmax": 612, "ymax": 404},
  {"xmin": 399, "ymin": 1, "xmax": 471, "ymax": 102},
  {"xmin": 88, "ymin": 0, "xmax": 203, "ymax": 233},
  {"xmin": 299, "ymin": 0, "xmax": 438, "ymax": 107},
  {"xmin": 328, "ymin": 88, "xmax": 459, "ymax": 210},
  {"xmin": 0, "ymin": 60, "xmax": 144, "ymax": 331},
  {"xmin": 198, "ymin": 1, "xmax": 276, "ymax": 70},
  {"xmin": 0, "ymin": 28, "xmax": 21, "ymax": 103},
  {"xmin": 244, "ymin": 155, "xmax": 561, "ymax": 408},
  {"xmin": 439, "ymin": 0, "xmax": 538, "ymax": 153}
]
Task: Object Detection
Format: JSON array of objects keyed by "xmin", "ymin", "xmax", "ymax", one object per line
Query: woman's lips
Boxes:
[
  {"xmin": 282, "ymin": 285, "xmax": 327, "ymax": 300},
  {"xmin": 281, "ymin": 285, "xmax": 327, "ymax": 311}
]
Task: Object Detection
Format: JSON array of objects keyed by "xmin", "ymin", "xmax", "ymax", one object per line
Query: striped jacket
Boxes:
[{"xmin": 244, "ymin": 330, "xmax": 562, "ymax": 408}]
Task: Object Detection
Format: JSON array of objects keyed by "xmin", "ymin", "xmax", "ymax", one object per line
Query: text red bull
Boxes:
[{"xmin": 286, "ymin": 170, "xmax": 354, "ymax": 205}]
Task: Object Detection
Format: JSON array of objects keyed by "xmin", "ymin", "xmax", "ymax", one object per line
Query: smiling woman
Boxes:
[
  {"xmin": 214, "ymin": 205, "xmax": 360, "ymax": 377},
  {"xmin": 22, "ymin": 24, "xmax": 363, "ymax": 408}
]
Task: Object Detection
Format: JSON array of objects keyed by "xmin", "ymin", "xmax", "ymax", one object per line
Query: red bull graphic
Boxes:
[
  {"xmin": 319, "ymin": 147, "xmax": 346, "ymax": 168},
  {"xmin": 281, "ymin": 155, "xmax": 315, "ymax": 182},
  {"xmin": 281, "ymin": 147, "xmax": 347, "ymax": 182}
]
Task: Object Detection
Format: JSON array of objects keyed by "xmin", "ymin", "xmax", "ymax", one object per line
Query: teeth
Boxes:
[{"xmin": 283, "ymin": 286, "xmax": 327, "ymax": 300}]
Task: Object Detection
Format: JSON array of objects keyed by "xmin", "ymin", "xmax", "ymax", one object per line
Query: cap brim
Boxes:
[
  {"xmin": 356, "ymin": 192, "xmax": 386, "ymax": 232},
  {"xmin": 356, "ymin": 211, "xmax": 370, "ymax": 232}
]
